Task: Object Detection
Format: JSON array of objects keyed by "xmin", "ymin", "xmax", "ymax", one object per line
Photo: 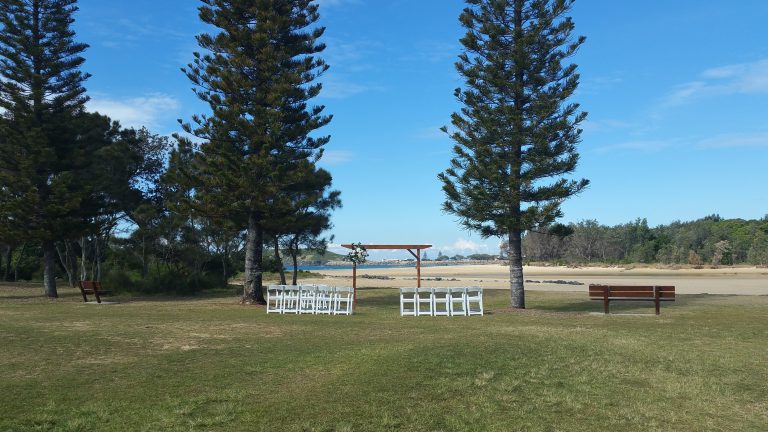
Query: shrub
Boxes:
[{"xmin": 102, "ymin": 268, "xmax": 224, "ymax": 295}]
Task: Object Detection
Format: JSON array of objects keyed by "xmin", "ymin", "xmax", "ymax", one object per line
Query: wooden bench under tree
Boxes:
[
  {"xmin": 589, "ymin": 285, "xmax": 675, "ymax": 315},
  {"xmin": 78, "ymin": 280, "xmax": 113, "ymax": 303}
]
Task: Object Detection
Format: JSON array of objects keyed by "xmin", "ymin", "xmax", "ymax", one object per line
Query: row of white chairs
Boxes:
[
  {"xmin": 267, "ymin": 284, "xmax": 353, "ymax": 315},
  {"xmin": 400, "ymin": 287, "xmax": 483, "ymax": 317}
]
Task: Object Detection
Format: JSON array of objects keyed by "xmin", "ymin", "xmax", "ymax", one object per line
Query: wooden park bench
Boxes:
[
  {"xmin": 589, "ymin": 284, "xmax": 675, "ymax": 315},
  {"xmin": 78, "ymin": 280, "xmax": 113, "ymax": 304}
]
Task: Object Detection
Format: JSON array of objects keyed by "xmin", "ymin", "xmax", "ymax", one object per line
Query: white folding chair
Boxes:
[
  {"xmin": 400, "ymin": 288, "xmax": 417, "ymax": 316},
  {"xmin": 333, "ymin": 287, "xmax": 353, "ymax": 315},
  {"xmin": 266, "ymin": 285, "xmax": 284, "ymax": 314},
  {"xmin": 315, "ymin": 285, "xmax": 333, "ymax": 315},
  {"xmin": 432, "ymin": 288, "xmax": 450, "ymax": 316},
  {"xmin": 299, "ymin": 285, "xmax": 317, "ymax": 314},
  {"xmin": 449, "ymin": 287, "xmax": 467, "ymax": 316},
  {"xmin": 416, "ymin": 288, "xmax": 434, "ymax": 316},
  {"xmin": 282, "ymin": 285, "xmax": 300, "ymax": 314},
  {"xmin": 466, "ymin": 286, "xmax": 483, "ymax": 316},
  {"xmin": 400, "ymin": 288, "xmax": 416, "ymax": 316}
]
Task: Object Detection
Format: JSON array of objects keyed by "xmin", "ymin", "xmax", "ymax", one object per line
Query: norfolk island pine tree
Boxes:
[
  {"xmin": 0, "ymin": 0, "xmax": 91, "ymax": 297},
  {"xmin": 180, "ymin": 0, "xmax": 333, "ymax": 304},
  {"xmin": 440, "ymin": 0, "xmax": 589, "ymax": 308}
]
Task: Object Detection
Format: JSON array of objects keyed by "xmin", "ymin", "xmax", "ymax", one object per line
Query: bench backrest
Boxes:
[
  {"xmin": 79, "ymin": 280, "xmax": 103, "ymax": 292},
  {"xmin": 589, "ymin": 284, "xmax": 675, "ymax": 299}
]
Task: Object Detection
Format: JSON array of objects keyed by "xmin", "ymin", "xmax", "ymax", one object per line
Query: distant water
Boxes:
[{"xmin": 298, "ymin": 264, "xmax": 416, "ymax": 272}]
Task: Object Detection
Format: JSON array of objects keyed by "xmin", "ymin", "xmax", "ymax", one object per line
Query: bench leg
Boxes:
[
  {"xmin": 655, "ymin": 298, "xmax": 660, "ymax": 315},
  {"xmin": 94, "ymin": 292, "xmax": 102, "ymax": 304},
  {"xmin": 80, "ymin": 291, "xmax": 89, "ymax": 302},
  {"xmin": 603, "ymin": 292, "xmax": 609, "ymax": 314}
]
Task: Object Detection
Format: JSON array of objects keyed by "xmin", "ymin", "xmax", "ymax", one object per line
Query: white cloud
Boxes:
[
  {"xmin": 594, "ymin": 132, "xmax": 768, "ymax": 153},
  {"xmin": 697, "ymin": 132, "xmax": 768, "ymax": 149},
  {"xmin": 581, "ymin": 119, "xmax": 637, "ymax": 133},
  {"xmin": 662, "ymin": 81, "xmax": 708, "ymax": 106},
  {"xmin": 662, "ymin": 58, "xmax": 768, "ymax": 106},
  {"xmin": 327, "ymin": 243, "xmax": 348, "ymax": 255},
  {"xmin": 319, "ymin": 77, "xmax": 371, "ymax": 99},
  {"xmin": 320, "ymin": 150, "xmax": 353, "ymax": 165},
  {"xmin": 414, "ymin": 126, "xmax": 448, "ymax": 141},
  {"xmin": 398, "ymin": 41, "xmax": 458, "ymax": 64},
  {"xmin": 438, "ymin": 239, "xmax": 492, "ymax": 255},
  {"xmin": 594, "ymin": 139, "xmax": 677, "ymax": 153},
  {"xmin": 316, "ymin": 0, "xmax": 362, "ymax": 8},
  {"xmin": 87, "ymin": 94, "xmax": 180, "ymax": 130}
]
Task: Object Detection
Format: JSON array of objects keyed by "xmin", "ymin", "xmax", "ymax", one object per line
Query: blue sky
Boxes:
[{"xmin": 74, "ymin": 0, "xmax": 768, "ymax": 259}]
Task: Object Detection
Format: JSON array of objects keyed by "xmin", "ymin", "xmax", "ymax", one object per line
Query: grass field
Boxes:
[{"xmin": 1, "ymin": 284, "xmax": 766, "ymax": 431}]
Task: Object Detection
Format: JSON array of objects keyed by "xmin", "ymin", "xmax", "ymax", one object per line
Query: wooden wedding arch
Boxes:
[{"xmin": 341, "ymin": 244, "xmax": 432, "ymax": 303}]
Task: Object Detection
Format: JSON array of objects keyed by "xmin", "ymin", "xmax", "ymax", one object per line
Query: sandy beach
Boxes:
[{"xmin": 298, "ymin": 264, "xmax": 768, "ymax": 295}]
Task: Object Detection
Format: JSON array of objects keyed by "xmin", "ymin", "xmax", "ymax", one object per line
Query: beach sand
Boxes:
[{"xmin": 296, "ymin": 264, "xmax": 768, "ymax": 295}]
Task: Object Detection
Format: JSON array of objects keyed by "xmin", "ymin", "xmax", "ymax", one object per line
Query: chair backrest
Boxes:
[
  {"xmin": 335, "ymin": 286, "xmax": 353, "ymax": 298},
  {"xmin": 466, "ymin": 286, "xmax": 482, "ymax": 297},
  {"xmin": 416, "ymin": 287, "xmax": 433, "ymax": 295}
]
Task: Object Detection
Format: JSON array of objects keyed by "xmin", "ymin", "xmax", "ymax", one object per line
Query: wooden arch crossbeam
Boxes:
[{"xmin": 341, "ymin": 244, "xmax": 432, "ymax": 303}]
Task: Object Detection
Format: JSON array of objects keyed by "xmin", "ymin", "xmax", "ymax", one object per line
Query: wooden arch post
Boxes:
[{"xmin": 342, "ymin": 244, "xmax": 432, "ymax": 304}]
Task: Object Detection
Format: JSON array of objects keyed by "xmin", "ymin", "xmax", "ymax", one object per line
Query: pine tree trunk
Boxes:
[
  {"xmin": 79, "ymin": 237, "xmax": 87, "ymax": 281},
  {"xmin": 508, "ymin": 229, "xmax": 525, "ymax": 308},
  {"xmin": 42, "ymin": 240, "xmax": 58, "ymax": 298},
  {"xmin": 221, "ymin": 243, "xmax": 229, "ymax": 285},
  {"xmin": 274, "ymin": 237, "xmax": 286, "ymax": 285},
  {"xmin": 244, "ymin": 213, "xmax": 266, "ymax": 304},
  {"xmin": 0, "ymin": 245, "xmax": 5, "ymax": 280},
  {"xmin": 291, "ymin": 248, "xmax": 299, "ymax": 286},
  {"xmin": 2, "ymin": 245, "xmax": 11, "ymax": 281}
]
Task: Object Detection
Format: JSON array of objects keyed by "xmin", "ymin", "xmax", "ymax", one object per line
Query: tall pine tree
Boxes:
[
  {"xmin": 440, "ymin": 0, "xmax": 589, "ymax": 308},
  {"xmin": 0, "ymin": 0, "xmax": 90, "ymax": 297},
  {"xmin": 182, "ymin": 0, "xmax": 331, "ymax": 304}
]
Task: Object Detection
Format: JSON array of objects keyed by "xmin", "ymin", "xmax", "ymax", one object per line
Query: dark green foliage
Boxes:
[
  {"xmin": 273, "ymin": 160, "xmax": 341, "ymax": 284},
  {"xmin": 524, "ymin": 215, "xmax": 768, "ymax": 266},
  {"xmin": 441, "ymin": 0, "xmax": 588, "ymax": 308},
  {"xmin": 0, "ymin": 0, "xmax": 91, "ymax": 297},
  {"xmin": 101, "ymin": 267, "xmax": 225, "ymax": 296},
  {"xmin": 180, "ymin": 0, "xmax": 333, "ymax": 303},
  {"xmin": 467, "ymin": 253, "xmax": 496, "ymax": 261}
]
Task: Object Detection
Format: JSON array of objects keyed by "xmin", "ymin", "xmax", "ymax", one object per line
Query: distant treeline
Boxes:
[{"xmin": 521, "ymin": 215, "xmax": 768, "ymax": 266}]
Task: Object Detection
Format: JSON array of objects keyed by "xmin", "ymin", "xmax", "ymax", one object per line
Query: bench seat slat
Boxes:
[
  {"xmin": 590, "ymin": 297, "xmax": 675, "ymax": 301},
  {"xmin": 588, "ymin": 284, "xmax": 675, "ymax": 314}
]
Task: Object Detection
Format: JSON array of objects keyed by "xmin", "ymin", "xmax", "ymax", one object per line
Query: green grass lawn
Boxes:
[{"xmin": 1, "ymin": 284, "xmax": 766, "ymax": 431}]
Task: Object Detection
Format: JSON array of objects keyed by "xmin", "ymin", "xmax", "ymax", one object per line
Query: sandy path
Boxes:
[{"xmin": 296, "ymin": 264, "xmax": 768, "ymax": 295}]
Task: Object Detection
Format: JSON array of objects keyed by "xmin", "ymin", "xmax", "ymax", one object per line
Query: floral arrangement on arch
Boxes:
[{"xmin": 346, "ymin": 243, "xmax": 368, "ymax": 265}]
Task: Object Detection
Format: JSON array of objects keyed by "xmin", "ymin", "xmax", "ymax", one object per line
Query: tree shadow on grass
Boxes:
[{"xmin": 531, "ymin": 299, "xmax": 600, "ymax": 313}]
